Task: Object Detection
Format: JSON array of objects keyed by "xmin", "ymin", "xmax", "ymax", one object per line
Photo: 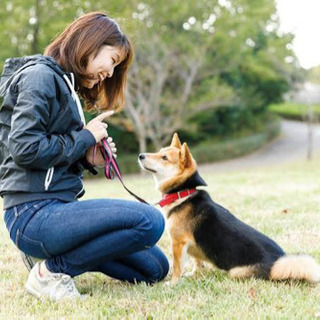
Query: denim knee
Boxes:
[
  {"xmin": 136, "ymin": 205, "xmax": 165, "ymax": 249},
  {"xmin": 150, "ymin": 252, "xmax": 169, "ymax": 284}
]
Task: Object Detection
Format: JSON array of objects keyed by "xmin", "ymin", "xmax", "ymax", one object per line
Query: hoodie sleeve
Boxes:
[{"xmin": 8, "ymin": 66, "xmax": 96, "ymax": 170}]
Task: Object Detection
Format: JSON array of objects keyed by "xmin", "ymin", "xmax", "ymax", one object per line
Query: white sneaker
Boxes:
[{"xmin": 25, "ymin": 262, "xmax": 83, "ymax": 301}]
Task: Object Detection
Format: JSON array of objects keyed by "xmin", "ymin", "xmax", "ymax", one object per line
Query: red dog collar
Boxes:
[{"xmin": 157, "ymin": 188, "xmax": 197, "ymax": 208}]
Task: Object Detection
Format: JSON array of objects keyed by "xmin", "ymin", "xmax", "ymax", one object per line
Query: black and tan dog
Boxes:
[{"xmin": 138, "ymin": 133, "xmax": 320, "ymax": 284}]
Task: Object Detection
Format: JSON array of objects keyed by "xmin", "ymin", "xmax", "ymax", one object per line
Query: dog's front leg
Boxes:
[
  {"xmin": 184, "ymin": 258, "xmax": 204, "ymax": 278},
  {"xmin": 171, "ymin": 240, "xmax": 188, "ymax": 284}
]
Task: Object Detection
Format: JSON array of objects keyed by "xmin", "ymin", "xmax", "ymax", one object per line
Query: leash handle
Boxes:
[{"xmin": 98, "ymin": 138, "xmax": 149, "ymax": 205}]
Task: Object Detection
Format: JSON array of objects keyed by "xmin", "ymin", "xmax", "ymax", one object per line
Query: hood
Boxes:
[{"xmin": 0, "ymin": 54, "xmax": 65, "ymax": 97}]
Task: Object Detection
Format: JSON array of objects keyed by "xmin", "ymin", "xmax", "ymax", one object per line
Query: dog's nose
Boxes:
[{"xmin": 139, "ymin": 154, "xmax": 145, "ymax": 160}]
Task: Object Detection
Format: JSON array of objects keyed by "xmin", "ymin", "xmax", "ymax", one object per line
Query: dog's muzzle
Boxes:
[{"xmin": 138, "ymin": 154, "xmax": 157, "ymax": 173}]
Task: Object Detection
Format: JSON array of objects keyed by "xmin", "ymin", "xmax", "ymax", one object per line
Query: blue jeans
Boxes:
[{"xmin": 3, "ymin": 199, "xmax": 169, "ymax": 284}]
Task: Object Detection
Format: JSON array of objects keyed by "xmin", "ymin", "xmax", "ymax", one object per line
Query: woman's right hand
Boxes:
[{"xmin": 84, "ymin": 110, "xmax": 114, "ymax": 143}]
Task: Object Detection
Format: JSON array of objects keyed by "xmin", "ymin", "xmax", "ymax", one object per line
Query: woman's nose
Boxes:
[{"xmin": 107, "ymin": 67, "xmax": 114, "ymax": 78}]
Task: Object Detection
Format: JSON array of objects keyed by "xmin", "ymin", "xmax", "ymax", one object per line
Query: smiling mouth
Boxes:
[{"xmin": 142, "ymin": 165, "xmax": 157, "ymax": 173}]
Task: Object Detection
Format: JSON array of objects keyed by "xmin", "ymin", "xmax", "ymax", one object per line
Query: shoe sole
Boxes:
[
  {"xmin": 25, "ymin": 283, "xmax": 87, "ymax": 301},
  {"xmin": 24, "ymin": 283, "xmax": 42, "ymax": 299}
]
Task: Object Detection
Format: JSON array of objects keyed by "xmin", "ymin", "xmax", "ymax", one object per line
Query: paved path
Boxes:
[{"xmin": 198, "ymin": 120, "xmax": 320, "ymax": 173}]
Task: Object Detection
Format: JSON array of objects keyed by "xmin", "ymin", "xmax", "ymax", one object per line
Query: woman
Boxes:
[{"xmin": 0, "ymin": 12, "xmax": 169, "ymax": 301}]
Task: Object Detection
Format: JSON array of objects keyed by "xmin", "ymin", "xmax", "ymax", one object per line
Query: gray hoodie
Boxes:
[{"xmin": 0, "ymin": 55, "xmax": 96, "ymax": 209}]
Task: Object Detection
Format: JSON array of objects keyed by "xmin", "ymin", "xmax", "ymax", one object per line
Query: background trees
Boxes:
[
  {"xmin": 0, "ymin": 0, "xmax": 303, "ymax": 154},
  {"xmin": 120, "ymin": 0, "xmax": 301, "ymax": 151},
  {"xmin": 307, "ymin": 66, "xmax": 320, "ymax": 84}
]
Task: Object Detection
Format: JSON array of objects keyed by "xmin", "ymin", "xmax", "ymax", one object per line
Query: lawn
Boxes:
[
  {"xmin": 0, "ymin": 156, "xmax": 320, "ymax": 319},
  {"xmin": 269, "ymin": 102, "xmax": 320, "ymax": 121}
]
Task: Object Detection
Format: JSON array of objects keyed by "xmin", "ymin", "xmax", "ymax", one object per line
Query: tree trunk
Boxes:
[
  {"xmin": 138, "ymin": 134, "xmax": 147, "ymax": 154},
  {"xmin": 31, "ymin": 0, "xmax": 41, "ymax": 54}
]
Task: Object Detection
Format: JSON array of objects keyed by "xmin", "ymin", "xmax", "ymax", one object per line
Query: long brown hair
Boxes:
[{"xmin": 44, "ymin": 12, "xmax": 133, "ymax": 112}]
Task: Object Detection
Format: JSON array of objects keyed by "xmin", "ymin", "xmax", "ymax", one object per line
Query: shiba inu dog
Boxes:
[{"xmin": 138, "ymin": 133, "xmax": 320, "ymax": 284}]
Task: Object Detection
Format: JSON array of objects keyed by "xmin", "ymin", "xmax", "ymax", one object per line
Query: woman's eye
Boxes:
[{"xmin": 162, "ymin": 156, "xmax": 168, "ymax": 161}]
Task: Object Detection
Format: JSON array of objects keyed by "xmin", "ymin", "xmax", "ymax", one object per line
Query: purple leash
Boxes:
[{"xmin": 97, "ymin": 138, "xmax": 149, "ymax": 205}]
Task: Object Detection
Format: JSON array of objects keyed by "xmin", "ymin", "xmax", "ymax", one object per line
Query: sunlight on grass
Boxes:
[{"xmin": 1, "ymin": 157, "xmax": 320, "ymax": 319}]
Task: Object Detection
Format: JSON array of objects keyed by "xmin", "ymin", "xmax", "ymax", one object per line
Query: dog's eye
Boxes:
[{"xmin": 162, "ymin": 155, "xmax": 168, "ymax": 161}]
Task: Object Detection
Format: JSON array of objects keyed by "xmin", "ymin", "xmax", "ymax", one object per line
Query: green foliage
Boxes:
[
  {"xmin": 179, "ymin": 109, "xmax": 276, "ymax": 144},
  {"xmin": 269, "ymin": 102, "xmax": 320, "ymax": 121},
  {"xmin": 0, "ymin": 0, "xmax": 303, "ymax": 155},
  {"xmin": 190, "ymin": 115, "xmax": 280, "ymax": 163},
  {"xmin": 0, "ymin": 0, "xmax": 137, "ymax": 71},
  {"xmin": 307, "ymin": 65, "xmax": 320, "ymax": 84},
  {"xmin": 116, "ymin": 0, "xmax": 302, "ymax": 150},
  {"xmin": 108, "ymin": 126, "xmax": 139, "ymax": 154}
]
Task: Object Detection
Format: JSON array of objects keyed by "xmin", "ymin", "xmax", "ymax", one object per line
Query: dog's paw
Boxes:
[
  {"xmin": 163, "ymin": 281, "xmax": 173, "ymax": 287},
  {"xmin": 183, "ymin": 265, "xmax": 205, "ymax": 278},
  {"xmin": 183, "ymin": 271, "xmax": 195, "ymax": 278},
  {"xmin": 163, "ymin": 277, "xmax": 180, "ymax": 286}
]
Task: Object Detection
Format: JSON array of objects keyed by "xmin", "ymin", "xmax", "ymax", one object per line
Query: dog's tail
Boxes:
[{"xmin": 270, "ymin": 254, "xmax": 320, "ymax": 283}]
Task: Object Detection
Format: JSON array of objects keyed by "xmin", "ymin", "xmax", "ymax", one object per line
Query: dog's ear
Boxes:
[
  {"xmin": 181, "ymin": 143, "xmax": 193, "ymax": 168},
  {"xmin": 170, "ymin": 133, "xmax": 182, "ymax": 149}
]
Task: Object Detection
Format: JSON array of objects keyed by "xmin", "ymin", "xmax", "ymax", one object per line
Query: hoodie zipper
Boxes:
[
  {"xmin": 44, "ymin": 167, "xmax": 54, "ymax": 191},
  {"xmin": 44, "ymin": 74, "xmax": 82, "ymax": 193},
  {"xmin": 63, "ymin": 73, "xmax": 86, "ymax": 198}
]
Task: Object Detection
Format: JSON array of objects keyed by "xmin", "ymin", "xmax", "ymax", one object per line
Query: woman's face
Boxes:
[{"xmin": 84, "ymin": 45, "xmax": 124, "ymax": 89}]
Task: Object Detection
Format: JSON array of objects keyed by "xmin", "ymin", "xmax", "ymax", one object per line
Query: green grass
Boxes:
[
  {"xmin": 1, "ymin": 157, "xmax": 320, "ymax": 319},
  {"xmin": 269, "ymin": 102, "xmax": 320, "ymax": 121}
]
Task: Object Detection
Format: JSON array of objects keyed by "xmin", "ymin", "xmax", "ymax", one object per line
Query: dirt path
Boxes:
[{"xmin": 198, "ymin": 120, "xmax": 320, "ymax": 173}]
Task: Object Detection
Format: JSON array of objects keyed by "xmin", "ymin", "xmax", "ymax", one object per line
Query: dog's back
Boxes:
[{"xmin": 186, "ymin": 190, "xmax": 285, "ymax": 278}]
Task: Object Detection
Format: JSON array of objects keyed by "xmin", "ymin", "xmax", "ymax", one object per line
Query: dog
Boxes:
[{"xmin": 138, "ymin": 133, "xmax": 320, "ymax": 284}]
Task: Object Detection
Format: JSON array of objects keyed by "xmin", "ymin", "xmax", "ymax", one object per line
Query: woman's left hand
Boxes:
[
  {"xmin": 106, "ymin": 136, "xmax": 117, "ymax": 158},
  {"xmin": 86, "ymin": 137, "xmax": 117, "ymax": 166}
]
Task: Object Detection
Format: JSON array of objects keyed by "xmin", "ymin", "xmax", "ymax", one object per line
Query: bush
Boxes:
[
  {"xmin": 177, "ymin": 107, "xmax": 275, "ymax": 145},
  {"xmin": 190, "ymin": 115, "xmax": 280, "ymax": 163},
  {"xmin": 84, "ymin": 113, "xmax": 281, "ymax": 178},
  {"xmin": 269, "ymin": 102, "xmax": 320, "ymax": 121}
]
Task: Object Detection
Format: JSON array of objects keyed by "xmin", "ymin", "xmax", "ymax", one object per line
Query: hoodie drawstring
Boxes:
[
  {"xmin": 44, "ymin": 167, "xmax": 54, "ymax": 191},
  {"xmin": 63, "ymin": 73, "xmax": 86, "ymax": 125}
]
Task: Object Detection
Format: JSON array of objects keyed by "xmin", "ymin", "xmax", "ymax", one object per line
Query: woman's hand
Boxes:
[
  {"xmin": 86, "ymin": 137, "xmax": 117, "ymax": 166},
  {"xmin": 106, "ymin": 136, "xmax": 117, "ymax": 158},
  {"xmin": 84, "ymin": 111, "xmax": 114, "ymax": 143}
]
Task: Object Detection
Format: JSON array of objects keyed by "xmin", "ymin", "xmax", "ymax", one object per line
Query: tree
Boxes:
[
  {"xmin": 121, "ymin": 1, "xmax": 237, "ymax": 151},
  {"xmin": 120, "ymin": 0, "xmax": 300, "ymax": 151},
  {"xmin": 0, "ymin": 0, "xmax": 302, "ymax": 154},
  {"xmin": 0, "ymin": 0, "xmax": 136, "ymax": 70}
]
